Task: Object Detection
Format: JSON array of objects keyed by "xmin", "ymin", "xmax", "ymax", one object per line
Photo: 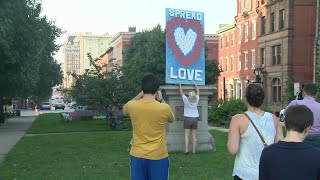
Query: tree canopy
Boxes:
[{"xmin": 0, "ymin": 0, "xmax": 62, "ymax": 121}]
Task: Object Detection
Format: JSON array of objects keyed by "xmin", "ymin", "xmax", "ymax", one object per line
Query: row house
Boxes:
[
  {"xmin": 218, "ymin": 0, "xmax": 317, "ymax": 112},
  {"xmin": 218, "ymin": 0, "xmax": 260, "ymax": 100},
  {"xmin": 258, "ymin": 0, "xmax": 317, "ymax": 111},
  {"xmin": 96, "ymin": 27, "xmax": 137, "ymax": 72}
]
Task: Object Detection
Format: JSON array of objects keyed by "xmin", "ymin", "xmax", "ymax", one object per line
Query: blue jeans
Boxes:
[
  {"xmin": 305, "ymin": 134, "xmax": 320, "ymax": 149},
  {"xmin": 130, "ymin": 156, "xmax": 169, "ymax": 180}
]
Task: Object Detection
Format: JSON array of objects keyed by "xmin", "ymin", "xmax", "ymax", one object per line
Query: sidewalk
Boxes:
[
  {"xmin": 208, "ymin": 126, "xmax": 229, "ymax": 132},
  {"xmin": 0, "ymin": 113, "xmax": 36, "ymax": 163}
]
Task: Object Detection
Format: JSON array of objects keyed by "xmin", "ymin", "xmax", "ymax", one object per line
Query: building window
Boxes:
[
  {"xmin": 261, "ymin": 48, "xmax": 265, "ymax": 66},
  {"xmin": 220, "ymin": 37, "xmax": 223, "ymax": 49},
  {"xmin": 279, "ymin": 9, "xmax": 285, "ymax": 30},
  {"xmin": 270, "ymin": 12, "xmax": 275, "ymax": 32},
  {"xmin": 252, "ymin": 21, "xmax": 256, "ymax": 40},
  {"xmin": 220, "ymin": 58, "xmax": 224, "ymax": 71},
  {"xmin": 244, "ymin": 51, "xmax": 248, "ymax": 69},
  {"xmin": 238, "ymin": 25, "xmax": 242, "ymax": 43},
  {"xmin": 237, "ymin": 83, "xmax": 242, "ymax": 99},
  {"xmin": 238, "ymin": 53, "xmax": 242, "ymax": 70},
  {"xmin": 231, "ymin": 33, "xmax": 235, "ymax": 46},
  {"xmin": 251, "ymin": 50, "xmax": 256, "ymax": 69},
  {"xmin": 226, "ymin": 35, "xmax": 229, "ymax": 48},
  {"xmin": 244, "ymin": 23, "xmax": 249, "ymax": 42},
  {"xmin": 229, "ymin": 84, "xmax": 234, "ymax": 99},
  {"xmin": 231, "ymin": 56, "xmax": 235, "ymax": 71},
  {"xmin": 272, "ymin": 45, "xmax": 282, "ymax": 65},
  {"xmin": 225, "ymin": 58, "xmax": 229, "ymax": 72},
  {"xmin": 261, "ymin": 16, "xmax": 266, "ymax": 35},
  {"xmin": 272, "ymin": 78, "xmax": 282, "ymax": 102}
]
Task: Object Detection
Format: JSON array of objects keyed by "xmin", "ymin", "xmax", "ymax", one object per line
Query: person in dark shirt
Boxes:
[{"xmin": 259, "ymin": 105, "xmax": 320, "ymax": 180}]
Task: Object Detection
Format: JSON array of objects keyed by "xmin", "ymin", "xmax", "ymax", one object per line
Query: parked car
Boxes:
[
  {"xmin": 40, "ymin": 102, "xmax": 51, "ymax": 110},
  {"xmin": 55, "ymin": 103, "xmax": 65, "ymax": 110}
]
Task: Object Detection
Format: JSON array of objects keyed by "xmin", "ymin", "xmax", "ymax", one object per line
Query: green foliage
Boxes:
[
  {"xmin": 121, "ymin": 25, "xmax": 166, "ymax": 100},
  {"xmin": 208, "ymin": 99, "xmax": 247, "ymax": 126},
  {"xmin": 70, "ymin": 54, "xmax": 125, "ymax": 110},
  {"xmin": 284, "ymin": 74, "xmax": 295, "ymax": 104},
  {"xmin": 205, "ymin": 60, "xmax": 221, "ymax": 85},
  {"xmin": 208, "ymin": 98, "xmax": 274, "ymax": 127},
  {"xmin": 0, "ymin": 0, "xmax": 62, "ymax": 121}
]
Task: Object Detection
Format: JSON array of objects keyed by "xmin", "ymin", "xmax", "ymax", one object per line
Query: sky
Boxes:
[{"xmin": 41, "ymin": 0, "xmax": 236, "ymax": 63}]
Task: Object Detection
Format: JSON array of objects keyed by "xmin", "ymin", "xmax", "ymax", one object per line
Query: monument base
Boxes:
[{"xmin": 161, "ymin": 85, "xmax": 217, "ymax": 152}]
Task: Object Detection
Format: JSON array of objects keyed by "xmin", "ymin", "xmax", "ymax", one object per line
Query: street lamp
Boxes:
[{"xmin": 254, "ymin": 67, "xmax": 262, "ymax": 84}]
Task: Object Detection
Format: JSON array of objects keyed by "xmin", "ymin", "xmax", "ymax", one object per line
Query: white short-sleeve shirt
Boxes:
[{"xmin": 182, "ymin": 95, "xmax": 199, "ymax": 118}]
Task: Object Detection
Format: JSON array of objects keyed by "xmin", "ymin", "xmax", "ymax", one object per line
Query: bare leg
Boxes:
[
  {"xmin": 192, "ymin": 129, "xmax": 197, "ymax": 153},
  {"xmin": 184, "ymin": 129, "xmax": 190, "ymax": 153}
]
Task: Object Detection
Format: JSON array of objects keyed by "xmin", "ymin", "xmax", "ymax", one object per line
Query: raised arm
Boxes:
[
  {"xmin": 179, "ymin": 84, "xmax": 184, "ymax": 96},
  {"xmin": 123, "ymin": 91, "xmax": 143, "ymax": 116},
  {"xmin": 194, "ymin": 83, "xmax": 199, "ymax": 95},
  {"xmin": 131, "ymin": 91, "xmax": 144, "ymax": 101}
]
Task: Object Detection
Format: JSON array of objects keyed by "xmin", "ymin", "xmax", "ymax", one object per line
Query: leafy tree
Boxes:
[
  {"xmin": 284, "ymin": 73, "xmax": 295, "ymax": 104},
  {"xmin": 121, "ymin": 25, "xmax": 166, "ymax": 100},
  {"xmin": 70, "ymin": 54, "xmax": 125, "ymax": 111},
  {"xmin": 0, "ymin": 0, "xmax": 62, "ymax": 122},
  {"xmin": 205, "ymin": 60, "xmax": 221, "ymax": 85}
]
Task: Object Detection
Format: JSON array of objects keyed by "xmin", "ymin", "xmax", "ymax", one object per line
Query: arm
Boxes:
[
  {"xmin": 123, "ymin": 91, "xmax": 143, "ymax": 116},
  {"xmin": 227, "ymin": 115, "xmax": 241, "ymax": 155},
  {"xmin": 131, "ymin": 91, "xmax": 144, "ymax": 101},
  {"xmin": 194, "ymin": 83, "xmax": 199, "ymax": 95},
  {"xmin": 272, "ymin": 114, "xmax": 284, "ymax": 142},
  {"xmin": 179, "ymin": 84, "xmax": 184, "ymax": 96},
  {"xmin": 156, "ymin": 91, "xmax": 165, "ymax": 103}
]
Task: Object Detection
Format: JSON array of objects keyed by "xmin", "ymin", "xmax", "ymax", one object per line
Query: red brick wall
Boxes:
[{"xmin": 292, "ymin": 0, "xmax": 317, "ymax": 84}]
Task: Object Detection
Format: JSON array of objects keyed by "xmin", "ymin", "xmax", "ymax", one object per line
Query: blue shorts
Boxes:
[{"xmin": 130, "ymin": 156, "xmax": 169, "ymax": 180}]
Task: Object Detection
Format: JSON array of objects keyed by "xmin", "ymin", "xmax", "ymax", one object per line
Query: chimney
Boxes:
[{"xmin": 128, "ymin": 26, "xmax": 136, "ymax": 32}]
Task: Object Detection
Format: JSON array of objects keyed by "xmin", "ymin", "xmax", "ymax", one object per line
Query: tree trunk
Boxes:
[{"xmin": 0, "ymin": 97, "xmax": 5, "ymax": 123}]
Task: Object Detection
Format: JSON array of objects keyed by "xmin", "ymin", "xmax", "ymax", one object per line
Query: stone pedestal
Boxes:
[{"xmin": 161, "ymin": 85, "xmax": 216, "ymax": 152}]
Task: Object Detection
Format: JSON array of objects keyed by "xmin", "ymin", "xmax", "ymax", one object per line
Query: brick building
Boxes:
[
  {"xmin": 258, "ymin": 0, "xmax": 317, "ymax": 111},
  {"xmin": 204, "ymin": 34, "xmax": 219, "ymax": 60},
  {"xmin": 218, "ymin": 0, "xmax": 260, "ymax": 99}
]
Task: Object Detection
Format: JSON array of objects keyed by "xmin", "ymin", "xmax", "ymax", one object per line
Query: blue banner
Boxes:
[{"xmin": 165, "ymin": 8, "xmax": 205, "ymax": 85}]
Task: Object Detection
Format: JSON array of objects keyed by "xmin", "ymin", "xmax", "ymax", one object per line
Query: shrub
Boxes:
[
  {"xmin": 208, "ymin": 99, "xmax": 246, "ymax": 127},
  {"xmin": 208, "ymin": 99, "xmax": 274, "ymax": 127}
]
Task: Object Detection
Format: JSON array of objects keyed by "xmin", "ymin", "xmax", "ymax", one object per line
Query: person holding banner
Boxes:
[{"xmin": 179, "ymin": 83, "xmax": 199, "ymax": 154}]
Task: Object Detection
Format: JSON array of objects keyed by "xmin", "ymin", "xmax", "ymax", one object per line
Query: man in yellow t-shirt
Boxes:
[{"xmin": 123, "ymin": 74, "xmax": 174, "ymax": 180}]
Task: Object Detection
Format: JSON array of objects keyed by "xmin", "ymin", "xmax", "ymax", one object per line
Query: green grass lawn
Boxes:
[
  {"xmin": 0, "ymin": 114, "xmax": 234, "ymax": 179},
  {"xmin": 28, "ymin": 113, "xmax": 131, "ymax": 134},
  {"xmin": 0, "ymin": 130, "xmax": 234, "ymax": 180}
]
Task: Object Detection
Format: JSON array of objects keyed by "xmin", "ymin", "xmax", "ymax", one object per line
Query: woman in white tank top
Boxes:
[{"xmin": 227, "ymin": 84, "xmax": 283, "ymax": 180}]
